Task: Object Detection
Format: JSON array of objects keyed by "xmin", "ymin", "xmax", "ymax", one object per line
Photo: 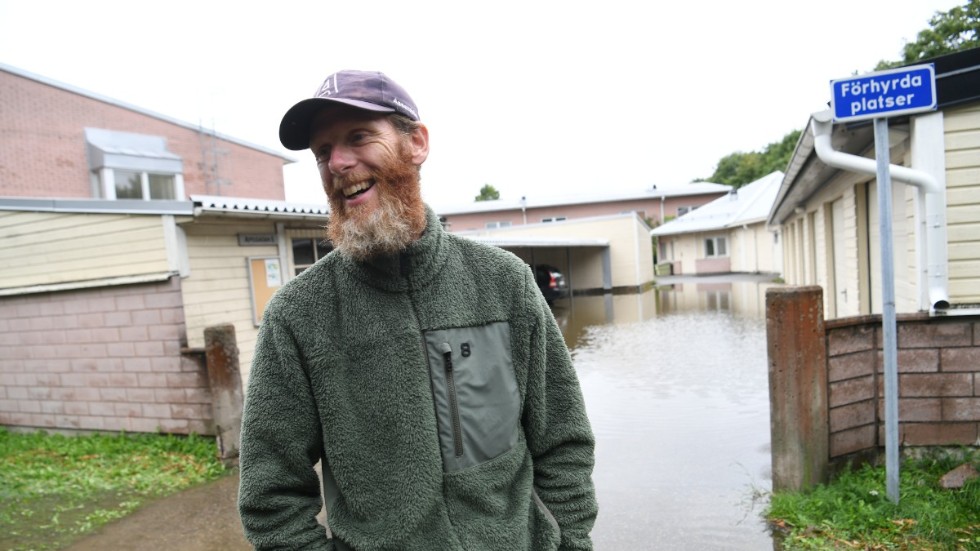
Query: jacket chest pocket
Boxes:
[{"xmin": 423, "ymin": 322, "xmax": 520, "ymax": 472}]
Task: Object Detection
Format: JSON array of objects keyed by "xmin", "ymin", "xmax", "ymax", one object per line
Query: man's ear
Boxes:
[{"xmin": 408, "ymin": 124, "xmax": 429, "ymax": 165}]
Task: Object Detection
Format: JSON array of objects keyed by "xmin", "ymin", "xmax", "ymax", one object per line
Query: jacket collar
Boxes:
[{"xmin": 339, "ymin": 206, "xmax": 449, "ymax": 292}]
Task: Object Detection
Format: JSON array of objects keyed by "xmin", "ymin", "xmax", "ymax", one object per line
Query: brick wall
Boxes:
[
  {"xmin": 0, "ymin": 68, "xmax": 286, "ymax": 200},
  {"xmin": 826, "ymin": 314, "xmax": 980, "ymax": 458},
  {"xmin": 0, "ymin": 277, "xmax": 215, "ymax": 435},
  {"xmin": 768, "ymin": 287, "xmax": 980, "ymax": 490}
]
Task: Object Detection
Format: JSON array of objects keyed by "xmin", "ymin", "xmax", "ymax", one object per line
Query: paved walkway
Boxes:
[{"xmin": 64, "ymin": 470, "xmax": 251, "ymax": 551}]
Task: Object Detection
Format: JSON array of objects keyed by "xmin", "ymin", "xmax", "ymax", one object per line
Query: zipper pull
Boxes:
[{"xmin": 439, "ymin": 342, "xmax": 453, "ymax": 369}]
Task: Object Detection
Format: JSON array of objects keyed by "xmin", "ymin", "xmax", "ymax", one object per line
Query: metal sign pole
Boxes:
[{"xmin": 873, "ymin": 117, "xmax": 900, "ymax": 504}]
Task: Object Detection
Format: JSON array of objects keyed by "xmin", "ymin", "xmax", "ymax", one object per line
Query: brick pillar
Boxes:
[
  {"xmin": 766, "ymin": 286, "xmax": 829, "ymax": 491},
  {"xmin": 204, "ymin": 324, "xmax": 244, "ymax": 462}
]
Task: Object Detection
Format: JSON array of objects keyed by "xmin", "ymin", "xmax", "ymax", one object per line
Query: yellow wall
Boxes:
[
  {"xmin": 180, "ymin": 219, "xmax": 281, "ymax": 382},
  {"xmin": 463, "ymin": 214, "xmax": 654, "ymax": 290},
  {"xmin": 944, "ymin": 104, "xmax": 980, "ymax": 303},
  {"xmin": 0, "ymin": 211, "xmax": 170, "ymax": 289},
  {"xmin": 782, "ymin": 102, "xmax": 980, "ymax": 318}
]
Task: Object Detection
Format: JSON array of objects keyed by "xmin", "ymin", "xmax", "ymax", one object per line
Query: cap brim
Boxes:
[{"xmin": 278, "ymin": 97, "xmax": 396, "ymax": 151}]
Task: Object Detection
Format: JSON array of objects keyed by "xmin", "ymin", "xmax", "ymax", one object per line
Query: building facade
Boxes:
[
  {"xmin": 0, "ymin": 63, "xmax": 292, "ymax": 201},
  {"xmin": 651, "ymin": 171, "xmax": 783, "ymax": 276},
  {"xmin": 436, "ymin": 183, "xmax": 731, "ymax": 232}
]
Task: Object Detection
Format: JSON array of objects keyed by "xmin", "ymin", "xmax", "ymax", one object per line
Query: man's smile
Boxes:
[{"xmin": 341, "ymin": 179, "xmax": 375, "ymax": 199}]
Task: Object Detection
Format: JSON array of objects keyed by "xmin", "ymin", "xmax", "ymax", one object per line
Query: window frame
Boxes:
[
  {"xmin": 290, "ymin": 237, "xmax": 333, "ymax": 275},
  {"xmin": 704, "ymin": 235, "xmax": 729, "ymax": 258},
  {"xmin": 96, "ymin": 167, "xmax": 185, "ymax": 201}
]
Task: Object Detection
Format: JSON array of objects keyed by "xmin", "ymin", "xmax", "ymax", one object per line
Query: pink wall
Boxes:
[
  {"xmin": 0, "ymin": 278, "xmax": 214, "ymax": 435},
  {"xmin": 826, "ymin": 315, "xmax": 980, "ymax": 455},
  {"xmin": 0, "ymin": 69, "xmax": 287, "ymax": 200},
  {"xmin": 440, "ymin": 194, "xmax": 725, "ymax": 232}
]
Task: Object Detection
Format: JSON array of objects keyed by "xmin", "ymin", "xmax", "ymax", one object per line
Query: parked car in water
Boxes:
[{"xmin": 533, "ymin": 264, "xmax": 568, "ymax": 305}]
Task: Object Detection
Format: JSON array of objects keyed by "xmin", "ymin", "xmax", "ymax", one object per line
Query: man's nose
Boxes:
[{"xmin": 328, "ymin": 146, "xmax": 356, "ymax": 175}]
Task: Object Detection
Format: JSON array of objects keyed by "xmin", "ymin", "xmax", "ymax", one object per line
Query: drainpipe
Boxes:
[{"xmin": 810, "ymin": 109, "xmax": 949, "ymax": 312}]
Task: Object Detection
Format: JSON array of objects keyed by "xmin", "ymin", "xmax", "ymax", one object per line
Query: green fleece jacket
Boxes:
[{"xmin": 238, "ymin": 207, "xmax": 597, "ymax": 550}]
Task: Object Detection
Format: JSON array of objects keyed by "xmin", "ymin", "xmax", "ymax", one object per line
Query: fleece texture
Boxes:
[{"xmin": 238, "ymin": 207, "xmax": 597, "ymax": 550}]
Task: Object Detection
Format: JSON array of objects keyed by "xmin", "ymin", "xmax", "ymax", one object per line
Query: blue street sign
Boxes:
[{"xmin": 830, "ymin": 64, "xmax": 936, "ymax": 122}]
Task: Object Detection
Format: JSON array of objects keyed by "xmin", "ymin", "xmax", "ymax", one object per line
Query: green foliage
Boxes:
[
  {"xmin": 474, "ymin": 183, "xmax": 500, "ymax": 202},
  {"xmin": 877, "ymin": 0, "xmax": 980, "ymax": 69},
  {"xmin": 0, "ymin": 429, "xmax": 228, "ymax": 551},
  {"xmin": 700, "ymin": 129, "xmax": 801, "ymax": 188},
  {"xmin": 766, "ymin": 448, "xmax": 980, "ymax": 550}
]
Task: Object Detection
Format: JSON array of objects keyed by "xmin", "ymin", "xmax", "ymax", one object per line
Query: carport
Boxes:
[{"xmin": 461, "ymin": 235, "xmax": 612, "ymax": 296}]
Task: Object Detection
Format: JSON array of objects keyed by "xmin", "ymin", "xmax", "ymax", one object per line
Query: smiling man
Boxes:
[{"xmin": 237, "ymin": 70, "xmax": 597, "ymax": 551}]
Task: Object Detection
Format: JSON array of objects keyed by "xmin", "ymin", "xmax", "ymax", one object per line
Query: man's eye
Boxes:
[
  {"xmin": 314, "ymin": 147, "xmax": 331, "ymax": 164},
  {"xmin": 349, "ymin": 132, "xmax": 366, "ymax": 144}
]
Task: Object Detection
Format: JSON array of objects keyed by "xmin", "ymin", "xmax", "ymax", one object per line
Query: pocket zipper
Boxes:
[{"xmin": 439, "ymin": 342, "xmax": 464, "ymax": 458}]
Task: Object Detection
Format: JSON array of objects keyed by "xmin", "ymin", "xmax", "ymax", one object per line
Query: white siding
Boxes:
[
  {"xmin": 180, "ymin": 220, "xmax": 280, "ymax": 382},
  {"xmin": 729, "ymin": 222, "xmax": 779, "ymax": 274},
  {"xmin": 944, "ymin": 104, "xmax": 980, "ymax": 303},
  {"xmin": 0, "ymin": 211, "xmax": 170, "ymax": 289}
]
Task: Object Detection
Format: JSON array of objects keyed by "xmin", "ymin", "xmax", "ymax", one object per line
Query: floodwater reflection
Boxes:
[{"xmin": 554, "ymin": 275, "xmax": 780, "ymax": 550}]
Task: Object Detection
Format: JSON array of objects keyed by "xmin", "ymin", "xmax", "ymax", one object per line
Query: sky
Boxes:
[{"xmin": 0, "ymin": 0, "xmax": 966, "ymax": 210}]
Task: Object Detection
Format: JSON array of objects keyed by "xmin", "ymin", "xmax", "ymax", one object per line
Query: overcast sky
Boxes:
[{"xmin": 0, "ymin": 0, "xmax": 964, "ymax": 209}]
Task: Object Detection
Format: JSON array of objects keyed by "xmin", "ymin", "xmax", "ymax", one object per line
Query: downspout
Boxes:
[{"xmin": 810, "ymin": 109, "xmax": 949, "ymax": 312}]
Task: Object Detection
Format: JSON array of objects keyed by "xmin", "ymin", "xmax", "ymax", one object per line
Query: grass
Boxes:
[
  {"xmin": 766, "ymin": 448, "xmax": 980, "ymax": 550},
  {"xmin": 0, "ymin": 428, "xmax": 229, "ymax": 551}
]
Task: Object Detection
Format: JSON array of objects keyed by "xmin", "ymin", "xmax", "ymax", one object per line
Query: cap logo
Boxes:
[
  {"xmin": 390, "ymin": 97, "xmax": 418, "ymax": 119},
  {"xmin": 315, "ymin": 75, "xmax": 338, "ymax": 98}
]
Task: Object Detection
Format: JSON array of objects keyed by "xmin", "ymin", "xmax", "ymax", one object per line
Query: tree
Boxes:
[
  {"xmin": 697, "ymin": 129, "xmax": 802, "ymax": 188},
  {"xmin": 876, "ymin": 0, "xmax": 980, "ymax": 69},
  {"xmin": 702, "ymin": 4, "xmax": 977, "ymax": 188},
  {"xmin": 474, "ymin": 184, "xmax": 500, "ymax": 201}
]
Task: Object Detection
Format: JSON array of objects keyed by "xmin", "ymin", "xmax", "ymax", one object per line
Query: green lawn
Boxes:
[
  {"xmin": 766, "ymin": 448, "xmax": 980, "ymax": 550},
  {"xmin": 0, "ymin": 428, "xmax": 229, "ymax": 551}
]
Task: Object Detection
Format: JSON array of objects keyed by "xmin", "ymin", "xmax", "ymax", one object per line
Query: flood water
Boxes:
[{"xmin": 554, "ymin": 275, "xmax": 779, "ymax": 550}]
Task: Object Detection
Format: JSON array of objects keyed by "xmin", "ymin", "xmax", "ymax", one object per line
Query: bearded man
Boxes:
[{"xmin": 238, "ymin": 70, "xmax": 598, "ymax": 551}]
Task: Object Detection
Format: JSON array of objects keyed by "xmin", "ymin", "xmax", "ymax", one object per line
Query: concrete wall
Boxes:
[
  {"xmin": 0, "ymin": 67, "xmax": 287, "ymax": 200},
  {"xmin": 0, "ymin": 277, "xmax": 214, "ymax": 435}
]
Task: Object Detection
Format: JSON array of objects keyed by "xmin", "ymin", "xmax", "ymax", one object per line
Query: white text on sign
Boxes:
[
  {"xmin": 838, "ymin": 73, "xmax": 922, "ymax": 117},
  {"xmin": 830, "ymin": 64, "xmax": 936, "ymax": 123}
]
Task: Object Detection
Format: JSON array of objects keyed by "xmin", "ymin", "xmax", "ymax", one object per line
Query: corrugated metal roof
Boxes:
[
  {"xmin": 650, "ymin": 171, "xmax": 783, "ymax": 237},
  {"xmin": 191, "ymin": 195, "xmax": 330, "ymax": 217}
]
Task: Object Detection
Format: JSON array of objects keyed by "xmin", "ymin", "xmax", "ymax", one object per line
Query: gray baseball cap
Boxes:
[{"xmin": 279, "ymin": 70, "xmax": 420, "ymax": 151}]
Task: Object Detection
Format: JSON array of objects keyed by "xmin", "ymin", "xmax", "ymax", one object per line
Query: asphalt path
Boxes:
[{"xmin": 64, "ymin": 470, "xmax": 251, "ymax": 551}]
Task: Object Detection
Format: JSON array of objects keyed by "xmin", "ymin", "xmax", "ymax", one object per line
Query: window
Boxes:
[
  {"xmin": 704, "ymin": 236, "xmax": 728, "ymax": 257},
  {"xmin": 292, "ymin": 238, "xmax": 333, "ymax": 275},
  {"xmin": 541, "ymin": 216, "xmax": 567, "ymax": 223},
  {"xmin": 85, "ymin": 128, "xmax": 184, "ymax": 201},
  {"xmin": 485, "ymin": 221, "xmax": 512, "ymax": 229},
  {"xmin": 111, "ymin": 169, "xmax": 178, "ymax": 200},
  {"xmin": 677, "ymin": 206, "xmax": 694, "ymax": 216}
]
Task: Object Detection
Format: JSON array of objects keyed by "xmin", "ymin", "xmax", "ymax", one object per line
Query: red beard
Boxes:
[{"xmin": 325, "ymin": 141, "xmax": 427, "ymax": 261}]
